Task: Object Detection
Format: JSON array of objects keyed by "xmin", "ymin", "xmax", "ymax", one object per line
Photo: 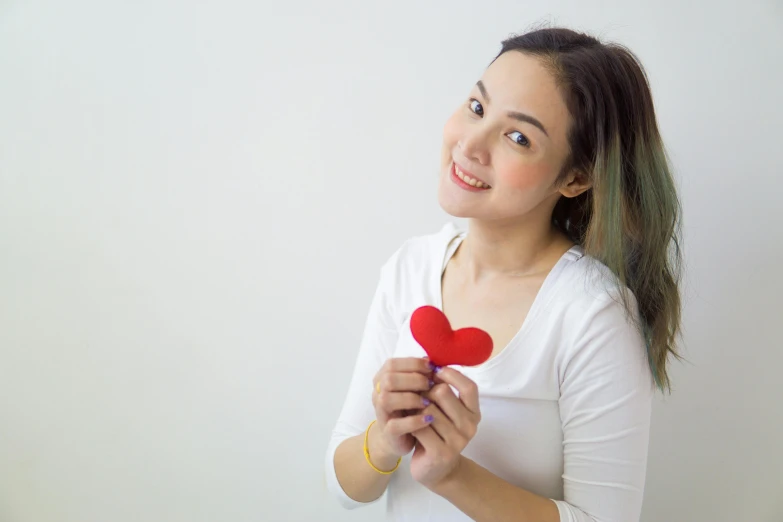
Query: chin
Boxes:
[
  {"xmin": 438, "ymin": 202, "xmax": 473, "ymax": 219},
  {"xmin": 437, "ymin": 179, "xmax": 479, "ymax": 218}
]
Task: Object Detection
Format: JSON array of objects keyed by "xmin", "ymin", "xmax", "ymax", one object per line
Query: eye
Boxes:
[
  {"xmin": 468, "ymin": 98, "xmax": 484, "ymax": 116},
  {"xmin": 507, "ymin": 131, "xmax": 530, "ymax": 147}
]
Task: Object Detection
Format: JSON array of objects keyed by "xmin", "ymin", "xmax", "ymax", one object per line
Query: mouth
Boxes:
[{"xmin": 451, "ymin": 162, "xmax": 491, "ymax": 191}]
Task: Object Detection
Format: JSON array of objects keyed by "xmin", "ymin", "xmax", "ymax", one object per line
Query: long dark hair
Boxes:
[{"xmin": 494, "ymin": 27, "xmax": 684, "ymax": 391}]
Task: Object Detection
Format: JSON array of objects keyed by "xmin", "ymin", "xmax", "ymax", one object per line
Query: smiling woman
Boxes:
[{"xmin": 325, "ymin": 26, "xmax": 683, "ymax": 522}]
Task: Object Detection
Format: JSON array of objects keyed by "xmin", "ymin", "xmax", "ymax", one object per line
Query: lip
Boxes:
[{"xmin": 450, "ymin": 162, "xmax": 491, "ymax": 192}]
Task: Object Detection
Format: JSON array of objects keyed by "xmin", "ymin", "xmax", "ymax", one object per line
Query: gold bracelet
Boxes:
[{"xmin": 363, "ymin": 420, "xmax": 402, "ymax": 475}]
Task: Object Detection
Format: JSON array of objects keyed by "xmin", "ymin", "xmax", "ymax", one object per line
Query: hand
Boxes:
[
  {"xmin": 371, "ymin": 357, "xmax": 436, "ymax": 459},
  {"xmin": 409, "ymin": 365, "xmax": 481, "ymax": 490}
]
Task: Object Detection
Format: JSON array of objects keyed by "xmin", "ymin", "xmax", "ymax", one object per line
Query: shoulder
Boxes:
[
  {"xmin": 372, "ymin": 223, "xmax": 463, "ymax": 323},
  {"xmin": 553, "ymin": 250, "xmax": 647, "ymax": 358},
  {"xmin": 379, "ymin": 221, "xmax": 464, "ymax": 278},
  {"xmin": 555, "ymin": 249, "xmax": 640, "ymax": 322},
  {"xmin": 553, "ymin": 251, "xmax": 652, "ymax": 385}
]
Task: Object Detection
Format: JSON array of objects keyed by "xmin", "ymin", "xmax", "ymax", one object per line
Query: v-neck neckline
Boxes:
[{"xmin": 435, "ymin": 225, "xmax": 584, "ymax": 373}]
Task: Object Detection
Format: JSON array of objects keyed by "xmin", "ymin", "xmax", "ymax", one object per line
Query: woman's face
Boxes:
[{"xmin": 439, "ymin": 51, "xmax": 576, "ymax": 222}]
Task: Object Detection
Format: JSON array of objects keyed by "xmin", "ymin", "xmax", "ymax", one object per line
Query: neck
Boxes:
[{"xmin": 456, "ymin": 218, "xmax": 572, "ymax": 279}]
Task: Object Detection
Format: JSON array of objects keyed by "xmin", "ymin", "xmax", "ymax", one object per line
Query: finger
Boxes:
[
  {"xmin": 411, "ymin": 425, "xmax": 444, "ymax": 450},
  {"xmin": 383, "ymin": 357, "xmax": 433, "ymax": 376},
  {"xmin": 431, "ymin": 367, "xmax": 480, "ymax": 413},
  {"xmin": 425, "ymin": 383, "xmax": 475, "ymax": 437},
  {"xmin": 420, "ymin": 401, "xmax": 467, "ymax": 448},
  {"xmin": 377, "ymin": 391, "xmax": 431, "ymax": 414},
  {"xmin": 385, "ymin": 410, "xmax": 436, "ymax": 437},
  {"xmin": 378, "ymin": 371, "xmax": 434, "ymax": 394},
  {"xmin": 373, "ymin": 357, "xmax": 432, "ymax": 391}
]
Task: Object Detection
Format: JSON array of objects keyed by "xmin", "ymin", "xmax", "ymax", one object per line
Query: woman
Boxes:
[{"xmin": 325, "ymin": 26, "xmax": 683, "ymax": 522}]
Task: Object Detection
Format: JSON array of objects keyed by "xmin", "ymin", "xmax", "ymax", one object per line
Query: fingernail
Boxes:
[
  {"xmin": 428, "ymin": 379, "xmax": 434, "ymax": 388},
  {"xmin": 424, "ymin": 414, "xmax": 434, "ymax": 423},
  {"xmin": 422, "ymin": 398, "xmax": 431, "ymax": 407}
]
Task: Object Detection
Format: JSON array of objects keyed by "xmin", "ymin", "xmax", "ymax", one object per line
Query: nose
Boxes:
[{"xmin": 458, "ymin": 128, "xmax": 490, "ymax": 166}]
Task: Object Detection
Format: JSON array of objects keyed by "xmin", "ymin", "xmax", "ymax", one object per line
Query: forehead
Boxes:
[{"xmin": 480, "ymin": 51, "xmax": 571, "ymax": 142}]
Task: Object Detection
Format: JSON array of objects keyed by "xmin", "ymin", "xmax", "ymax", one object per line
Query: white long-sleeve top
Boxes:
[{"xmin": 325, "ymin": 222, "xmax": 655, "ymax": 522}]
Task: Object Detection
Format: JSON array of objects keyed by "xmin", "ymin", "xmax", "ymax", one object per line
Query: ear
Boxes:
[{"xmin": 558, "ymin": 169, "xmax": 592, "ymax": 198}]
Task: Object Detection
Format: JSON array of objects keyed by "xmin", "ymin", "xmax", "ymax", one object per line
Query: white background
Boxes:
[{"xmin": 1, "ymin": 1, "xmax": 781, "ymax": 521}]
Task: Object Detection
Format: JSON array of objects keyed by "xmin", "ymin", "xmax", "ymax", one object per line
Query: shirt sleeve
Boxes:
[
  {"xmin": 324, "ymin": 254, "xmax": 402, "ymax": 509},
  {"xmin": 553, "ymin": 288, "xmax": 655, "ymax": 522}
]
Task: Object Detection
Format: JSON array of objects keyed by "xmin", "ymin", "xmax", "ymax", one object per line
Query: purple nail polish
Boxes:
[
  {"xmin": 422, "ymin": 398, "xmax": 431, "ymax": 406},
  {"xmin": 428, "ymin": 379, "xmax": 434, "ymax": 388},
  {"xmin": 433, "ymin": 365, "xmax": 443, "ymax": 374},
  {"xmin": 424, "ymin": 414, "xmax": 434, "ymax": 423}
]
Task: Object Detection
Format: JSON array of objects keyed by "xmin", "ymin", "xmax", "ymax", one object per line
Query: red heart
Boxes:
[{"xmin": 409, "ymin": 305, "xmax": 493, "ymax": 367}]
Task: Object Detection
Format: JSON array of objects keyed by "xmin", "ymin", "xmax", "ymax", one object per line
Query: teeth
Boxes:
[{"xmin": 455, "ymin": 165, "xmax": 489, "ymax": 188}]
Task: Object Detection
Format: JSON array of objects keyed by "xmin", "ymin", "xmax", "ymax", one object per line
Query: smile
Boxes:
[{"xmin": 451, "ymin": 162, "xmax": 491, "ymax": 191}]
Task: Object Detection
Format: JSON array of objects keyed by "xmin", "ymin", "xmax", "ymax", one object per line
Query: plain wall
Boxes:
[{"xmin": 1, "ymin": 1, "xmax": 781, "ymax": 521}]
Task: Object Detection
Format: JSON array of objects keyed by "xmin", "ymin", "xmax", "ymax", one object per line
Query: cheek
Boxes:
[
  {"xmin": 441, "ymin": 113, "xmax": 461, "ymax": 152},
  {"xmin": 496, "ymin": 158, "xmax": 553, "ymax": 192}
]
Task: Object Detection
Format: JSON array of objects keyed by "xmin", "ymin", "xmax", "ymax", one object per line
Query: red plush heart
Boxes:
[{"xmin": 410, "ymin": 305, "xmax": 493, "ymax": 367}]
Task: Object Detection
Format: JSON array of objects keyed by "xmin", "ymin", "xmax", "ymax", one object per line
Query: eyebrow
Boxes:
[{"xmin": 476, "ymin": 80, "xmax": 549, "ymax": 137}]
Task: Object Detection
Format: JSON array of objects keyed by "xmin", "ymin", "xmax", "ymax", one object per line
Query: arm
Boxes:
[
  {"xmin": 552, "ymin": 290, "xmax": 654, "ymax": 521},
  {"xmin": 410, "ymin": 368, "xmax": 560, "ymax": 522},
  {"xmin": 422, "ymin": 290, "xmax": 653, "ymax": 521},
  {"xmin": 324, "ymin": 257, "xmax": 399, "ymax": 508},
  {"xmin": 332, "ymin": 421, "xmax": 404, "ymax": 503},
  {"xmin": 432, "ymin": 456, "xmax": 560, "ymax": 521}
]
